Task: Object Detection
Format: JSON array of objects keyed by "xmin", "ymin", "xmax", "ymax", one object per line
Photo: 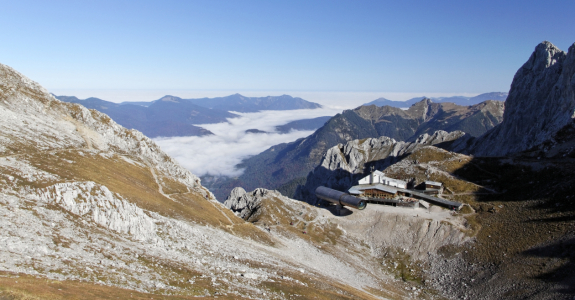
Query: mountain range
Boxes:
[
  {"xmin": 117, "ymin": 93, "xmax": 323, "ymax": 112},
  {"xmin": 57, "ymin": 94, "xmax": 323, "ymax": 138},
  {"xmin": 364, "ymin": 92, "xmax": 508, "ymax": 108},
  {"xmin": 184, "ymin": 93, "xmax": 322, "ymax": 112},
  {"xmin": 203, "ymin": 98, "xmax": 504, "ymax": 200}
]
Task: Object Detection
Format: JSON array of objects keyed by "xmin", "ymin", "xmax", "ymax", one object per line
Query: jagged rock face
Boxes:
[
  {"xmin": 354, "ymin": 98, "xmax": 504, "ymax": 141},
  {"xmin": 295, "ymin": 130, "xmax": 466, "ymax": 203},
  {"xmin": 224, "ymin": 187, "xmax": 273, "ymax": 220},
  {"xmin": 473, "ymin": 41, "xmax": 575, "ymax": 156},
  {"xmin": 38, "ymin": 181, "xmax": 157, "ymax": 241}
]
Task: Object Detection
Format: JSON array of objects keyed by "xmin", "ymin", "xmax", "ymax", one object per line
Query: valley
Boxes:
[{"xmin": 204, "ymin": 98, "xmax": 505, "ymax": 200}]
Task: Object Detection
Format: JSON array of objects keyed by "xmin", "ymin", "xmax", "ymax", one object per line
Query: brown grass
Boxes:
[
  {"xmin": 244, "ymin": 196, "xmax": 345, "ymax": 246},
  {"xmin": 0, "ymin": 271, "xmax": 229, "ymax": 300},
  {"xmin": 20, "ymin": 150, "xmax": 256, "ymax": 233},
  {"xmin": 159, "ymin": 176, "xmax": 189, "ymax": 195}
]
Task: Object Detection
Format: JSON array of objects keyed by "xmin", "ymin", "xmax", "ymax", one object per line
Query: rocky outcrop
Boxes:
[
  {"xmin": 224, "ymin": 187, "xmax": 275, "ymax": 220},
  {"xmin": 295, "ymin": 130, "xmax": 466, "ymax": 203},
  {"xmin": 37, "ymin": 182, "xmax": 157, "ymax": 241},
  {"xmin": 472, "ymin": 41, "xmax": 575, "ymax": 156}
]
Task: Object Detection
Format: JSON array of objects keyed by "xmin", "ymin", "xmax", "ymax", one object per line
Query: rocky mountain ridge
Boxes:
[
  {"xmin": 356, "ymin": 99, "xmax": 504, "ymax": 140},
  {"xmin": 364, "ymin": 92, "xmax": 508, "ymax": 108},
  {"xmin": 204, "ymin": 99, "xmax": 503, "ymax": 200},
  {"xmin": 56, "ymin": 95, "xmax": 235, "ymax": 138},
  {"xmin": 471, "ymin": 41, "xmax": 575, "ymax": 156}
]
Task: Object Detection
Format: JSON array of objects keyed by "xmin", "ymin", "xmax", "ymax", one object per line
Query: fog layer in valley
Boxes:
[{"xmin": 154, "ymin": 108, "xmax": 341, "ymax": 177}]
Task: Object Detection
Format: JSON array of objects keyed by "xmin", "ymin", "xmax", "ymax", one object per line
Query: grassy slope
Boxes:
[
  {"xmin": 0, "ymin": 102, "xmax": 393, "ymax": 299},
  {"xmin": 229, "ymin": 194, "xmax": 441, "ymax": 300}
]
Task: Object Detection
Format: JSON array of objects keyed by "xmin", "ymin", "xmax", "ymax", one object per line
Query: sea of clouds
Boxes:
[{"xmin": 153, "ymin": 107, "xmax": 342, "ymax": 177}]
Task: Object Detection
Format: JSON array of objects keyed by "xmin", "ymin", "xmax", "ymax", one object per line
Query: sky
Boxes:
[{"xmin": 2, "ymin": 0, "xmax": 574, "ymax": 107}]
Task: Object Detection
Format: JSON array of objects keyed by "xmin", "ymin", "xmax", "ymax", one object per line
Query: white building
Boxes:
[{"xmin": 358, "ymin": 170, "xmax": 407, "ymax": 189}]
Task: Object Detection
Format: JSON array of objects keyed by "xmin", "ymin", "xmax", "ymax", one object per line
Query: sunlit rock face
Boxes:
[
  {"xmin": 295, "ymin": 130, "xmax": 466, "ymax": 203},
  {"xmin": 473, "ymin": 41, "xmax": 575, "ymax": 156},
  {"xmin": 224, "ymin": 187, "xmax": 274, "ymax": 219}
]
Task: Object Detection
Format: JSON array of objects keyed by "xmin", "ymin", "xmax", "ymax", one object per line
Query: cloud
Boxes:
[{"xmin": 153, "ymin": 107, "xmax": 341, "ymax": 177}]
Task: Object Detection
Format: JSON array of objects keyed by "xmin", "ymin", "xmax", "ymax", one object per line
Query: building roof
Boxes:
[
  {"xmin": 406, "ymin": 190, "xmax": 462, "ymax": 209},
  {"xmin": 348, "ymin": 184, "xmax": 398, "ymax": 194},
  {"xmin": 359, "ymin": 171, "xmax": 407, "ymax": 185},
  {"xmin": 425, "ymin": 180, "xmax": 442, "ymax": 186}
]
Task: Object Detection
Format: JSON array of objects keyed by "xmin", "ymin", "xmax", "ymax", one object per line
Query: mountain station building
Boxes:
[
  {"xmin": 348, "ymin": 170, "xmax": 462, "ymax": 210},
  {"xmin": 357, "ymin": 170, "xmax": 407, "ymax": 188}
]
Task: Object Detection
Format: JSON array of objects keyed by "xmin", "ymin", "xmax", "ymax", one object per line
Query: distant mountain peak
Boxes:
[
  {"xmin": 230, "ymin": 93, "xmax": 247, "ymax": 98},
  {"xmin": 159, "ymin": 95, "xmax": 181, "ymax": 102},
  {"xmin": 471, "ymin": 41, "xmax": 574, "ymax": 156},
  {"xmin": 186, "ymin": 94, "xmax": 322, "ymax": 112},
  {"xmin": 363, "ymin": 93, "xmax": 507, "ymax": 108},
  {"xmin": 410, "ymin": 98, "xmax": 433, "ymax": 108}
]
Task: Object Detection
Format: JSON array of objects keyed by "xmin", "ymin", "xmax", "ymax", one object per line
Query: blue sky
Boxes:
[{"xmin": 1, "ymin": 0, "xmax": 574, "ymax": 103}]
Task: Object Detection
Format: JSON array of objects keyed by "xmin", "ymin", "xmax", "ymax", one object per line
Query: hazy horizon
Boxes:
[{"xmin": 49, "ymin": 89, "xmax": 488, "ymax": 109}]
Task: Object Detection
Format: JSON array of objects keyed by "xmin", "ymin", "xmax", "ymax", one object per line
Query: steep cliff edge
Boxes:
[{"xmin": 473, "ymin": 41, "xmax": 575, "ymax": 156}]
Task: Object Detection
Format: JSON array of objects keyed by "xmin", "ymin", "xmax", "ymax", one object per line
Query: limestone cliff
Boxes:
[{"xmin": 472, "ymin": 41, "xmax": 575, "ymax": 156}]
